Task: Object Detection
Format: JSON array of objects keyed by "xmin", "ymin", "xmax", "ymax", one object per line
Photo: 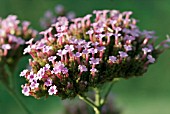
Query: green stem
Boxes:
[
  {"xmin": 78, "ymin": 78, "xmax": 120, "ymax": 114},
  {"xmin": 0, "ymin": 81, "xmax": 32, "ymax": 114},
  {"xmin": 94, "ymin": 88, "xmax": 101, "ymax": 114},
  {"xmin": 78, "ymin": 94, "xmax": 98, "ymax": 109},
  {"xmin": 4, "ymin": 64, "xmax": 14, "ymax": 89},
  {"xmin": 101, "ymin": 78, "xmax": 120, "ymax": 106},
  {"xmin": 78, "ymin": 93, "xmax": 101, "ymax": 114},
  {"xmin": 94, "ymin": 108, "xmax": 101, "ymax": 114}
]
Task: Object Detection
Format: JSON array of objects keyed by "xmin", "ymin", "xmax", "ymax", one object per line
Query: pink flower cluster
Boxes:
[
  {"xmin": 0, "ymin": 15, "xmax": 37, "ymax": 63},
  {"xmin": 21, "ymin": 10, "xmax": 168, "ymax": 99}
]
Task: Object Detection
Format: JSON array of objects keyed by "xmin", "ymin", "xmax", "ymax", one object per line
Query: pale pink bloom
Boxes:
[
  {"xmin": 142, "ymin": 47, "xmax": 152, "ymax": 54},
  {"xmin": 89, "ymin": 57, "xmax": 100, "ymax": 65},
  {"xmin": 27, "ymin": 71, "xmax": 36, "ymax": 82},
  {"xmin": 64, "ymin": 44, "xmax": 74, "ymax": 51},
  {"xmin": 42, "ymin": 46, "xmax": 52, "ymax": 53},
  {"xmin": 147, "ymin": 55, "xmax": 155, "ymax": 63},
  {"xmin": 74, "ymin": 52, "xmax": 82, "ymax": 58},
  {"xmin": 1, "ymin": 44, "xmax": 11, "ymax": 50},
  {"xmin": 90, "ymin": 68, "xmax": 98, "ymax": 73},
  {"xmin": 78, "ymin": 65, "xmax": 88, "ymax": 72},
  {"xmin": 88, "ymin": 48, "xmax": 98, "ymax": 54},
  {"xmin": 48, "ymin": 85, "xmax": 58, "ymax": 95},
  {"xmin": 22, "ymin": 84, "xmax": 30, "ymax": 96},
  {"xmin": 30, "ymin": 81, "xmax": 39, "ymax": 89},
  {"xmin": 20, "ymin": 69, "xmax": 28, "ymax": 77},
  {"xmin": 96, "ymin": 46, "xmax": 106, "ymax": 52},
  {"xmin": 109, "ymin": 56, "xmax": 117, "ymax": 63},
  {"xmin": 45, "ymin": 78, "xmax": 53, "ymax": 87},
  {"xmin": 48, "ymin": 56, "xmax": 57, "ymax": 62},
  {"xmin": 119, "ymin": 51, "xmax": 128, "ymax": 58},
  {"xmin": 23, "ymin": 45, "xmax": 31, "ymax": 54},
  {"xmin": 124, "ymin": 45, "xmax": 132, "ymax": 51}
]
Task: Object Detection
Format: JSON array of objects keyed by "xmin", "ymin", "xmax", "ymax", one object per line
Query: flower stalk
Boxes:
[{"xmin": 78, "ymin": 78, "xmax": 119, "ymax": 114}]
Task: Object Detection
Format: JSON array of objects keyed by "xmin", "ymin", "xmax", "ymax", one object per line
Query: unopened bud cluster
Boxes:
[
  {"xmin": 21, "ymin": 10, "xmax": 168, "ymax": 99},
  {"xmin": 0, "ymin": 15, "xmax": 37, "ymax": 64},
  {"xmin": 40, "ymin": 4, "xmax": 76, "ymax": 29}
]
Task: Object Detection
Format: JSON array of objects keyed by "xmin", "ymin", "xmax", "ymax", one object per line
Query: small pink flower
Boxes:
[
  {"xmin": 36, "ymin": 68, "xmax": 45, "ymax": 80},
  {"xmin": 82, "ymin": 49, "xmax": 89, "ymax": 54},
  {"xmin": 124, "ymin": 35, "xmax": 135, "ymax": 41},
  {"xmin": 22, "ymin": 21, "xmax": 30, "ymax": 28},
  {"xmin": 27, "ymin": 71, "xmax": 36, "ymax": 82},
  {"xmin": 74, "ymin": 52, "xmax": 82, "ymax": 58},
  {"xmin": 62, "ymin": 49, "xmax": 68, "ymax": 55},
  {"xmin": 90, "ymin": 68, "xmax": 98, "ymax": 73},
  {"xmin": 96, "ymin": 46, "xmax": 106, "ymax": 52},
  {"xmin": 20, "ymin": 69, "xmax": 28, "ymax": 77},
  {"xmin": 89, "ymin": 57, "xmax": 100, "ymax": 65},
  {"xmin": 16, "ymin": 37, "xmax": 25, "ymax": 45},
  {"xmin": 52, "ymin": 62, "xmax": 65, "ymax": 74},
  {"xmin": 42, "ymin": 46, "xmax": 52, "ymax": 53},
  {"xmin": 48, "ymin": 56, "xmax": 57, "ymax": 62},
  {"xmin": 25, "ymin": 38, "xmax": 34, "ymax": 45},
  {"xmin": 86, "ymin": 29, "xmax": 94, "ymax": 35},
  {"xmin": 142, "ymin": 47, "xmax": 151, "ymax": 54},
  {"xmin": 92, "ymin": 42, "xmax": 99, "ymax": 47},
  {"xmin": 23, "ymin": 45, "xmax": 31, "ymax": 54},
  {"xmin": 88, "ymin": 48, "xmax": 98, "ymax": 54},
  {"xmin": 109, "ymin": 56, "xmax": 117, "ymax": 63},
  {"xmin": 57, "ymin": 49, "xmax": 63, "ymax": 56},
  {"xmin": 64, "ymin": 44, "xmax": 74, "ymax": 51},
  {"xmin": 83, "ymin": 42, "xmax": 91, "ymax": 49},
  {"xmin": 115, "ymin": 27, "xmax": 122, "ymax": 33},
  {"xmin": 62, "ymin": 67, "xmax": 68, "ymax": 74},
  {"xmin": 45, "ymin": 78, "xmax": 52, "ymax": 87},
  {"xmin": 95, "ymin": 28, "xmax": 104, "ymax": 34},
  {"xmin": 124, "ymin": 45, "xmax": 132, "ymax": 51},
  {"xmin": 147, "ymin": 55, "xmax": 155, "ymax": 63},
  {"xmin": 75, "ymin": 44, "xmax": 82, "ymax": 51},
  {"xmin": 1, "ymin": 44, "xmax": 11, "ymax": 50},
  {"xmin": 78, "ymin": 65, "xmax": 88, "ymax": 72},
  {"xmin": 22, "ymin": 84, "xmax": 30, "ymax": 96},
  {"xmin": 43, "ymin": 64, "xmax": 50, "ymax": 71},
  {"xmin": 30, "ymin": 81, "xmax": 39, "ymax": 89},
  {"xmin": 119, "ymin": 51, "xmax": 128, "ymax": 58},
  {"xmin": 48, "ymin": 85, "xmax": 58, "ymax": 95},
  {"xmin": 36, "ymin": 41, "xmax": 45, "ymax": 50}
]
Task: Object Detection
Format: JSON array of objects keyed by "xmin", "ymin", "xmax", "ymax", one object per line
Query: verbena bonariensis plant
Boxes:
[
  {"xmin": 21, "ymin": 10, "xmax": 169, "ymax": 114},
  {"xmin": 0, "ymin": 15, "xmax": 37, "ymax": 114},
  {"xmin": 40, "ymin": 4, "xmax": 76, "ymax": 29}
]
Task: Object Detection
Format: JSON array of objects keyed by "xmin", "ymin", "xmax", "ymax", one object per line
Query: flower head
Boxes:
[
  {"xmin": 0, "ymin": 15, "xmax": 37, "ymax": 63},
  {"xmin": 21, "ymin": 9, "xmax": 166, "ymax": 99}
]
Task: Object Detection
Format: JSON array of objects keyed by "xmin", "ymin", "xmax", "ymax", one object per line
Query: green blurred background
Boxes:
[{"xmin": 0, "ymin": 0, "xmax": 170, "ymax": 114}]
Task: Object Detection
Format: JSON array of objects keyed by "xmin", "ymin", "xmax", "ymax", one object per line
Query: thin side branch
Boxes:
[
  {"xmin": 78, "ymin": 94, "xmax": 98, "ymax": 109},
  {"xmin": 101, "ymin": 78, "xmax": 120, "ymax": 106}
]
